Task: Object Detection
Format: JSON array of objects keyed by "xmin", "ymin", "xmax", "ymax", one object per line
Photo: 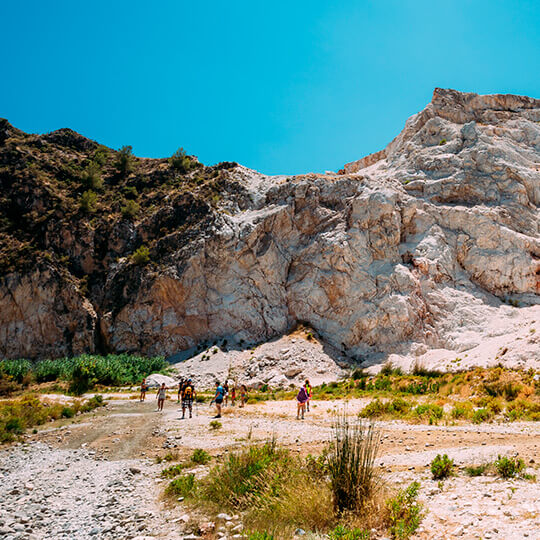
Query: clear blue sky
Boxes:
[{"xmin": 1, "ymin": 1, "xmax": 539, "ymax": 175}]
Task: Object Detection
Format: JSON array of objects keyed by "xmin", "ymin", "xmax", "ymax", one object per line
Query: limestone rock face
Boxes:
[
  {"xmin": 100, "ymin": 89, "xmax": 539, "ymax": 363},
  {"xmin": 0, "ymin": 265, "xmax": 97, "ymax": 359},
  {"xmin": 0, "ymin": 88, "xmax": 539, "ymax": 370}
]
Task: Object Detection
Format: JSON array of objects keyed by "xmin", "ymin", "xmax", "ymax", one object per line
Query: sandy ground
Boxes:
[{"xmin": 1, "ymin": 395, "xmax": 539, "ymax": 539}]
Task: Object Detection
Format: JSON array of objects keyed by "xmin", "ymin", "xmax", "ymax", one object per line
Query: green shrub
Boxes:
[
  {"xmin": 413, "ymin": 403, "xmax": 443, "ymax": 424},
  {"xmin": 380, "ymin": 363, "xmax": 402, "ymax": 376},
  {"xmin": 451, "ymin": 402, "xmax": 473, "ymax": 419},
  {"xmin": 61, "ymin": 406, "xmax": 75, "ymax": 418},
  {"xmin": 80, "ymin": 394, "xmax": 104, "ymax": 412},
  {"xmin": 93, "ymin": 147, "xmax": 109, "ymax": 167},
  {"xmin": 121, "ymin": 199, "xmax": 140, "ymax": 219},
  {"xmin": 472, "ymin": 408, "xmax": 491, "ymax": 424},
  {"xmin": 192, "ymin": 448, "xmax": 211, "ymax": 464},
  {"xmin": 115, "ymin": 145, "xmax": 134, "ymax": 176},
  {"xmin": 494, "ymin": 455, "xmax": 525, "ymax": 478},
  {"xmin": 483, "ymin": 381, "xmax": 520, "ymax": 401},
  {"xmin": 29, "ymin": 355, "xmax": 166, "ymax": 392},
  {"xmin": 506, "ymin": 399, "xmax": 540, "ymax": 421},
  {"xmin": 385, "ymin": 482, "xmax": 423, "ymax": 539},
  {"xmin": 247, "ymin": 533, "xmax": 274, "ymax": 540},
  {"xmin": 197, "ymin": 440, "xmax": 334, "ymax": 534},
  {"xmin": 411, "ymin": 364, "xmax": 442, "ymax": 378},
  {"xmin": 132, "ymin": 245, "xmax": 150, "ymax": 265},
  {"xmin": 166, "ymin": 474, "xmax": 195, "ymax": 497},
  {"xmin": 5, "ymin": 417, "xmax": 24, "ymax": 434},
  {"xmin": 327, "ymin": 415, "xmax": 381, "ymax": 512},
  {"xmin": 351, "ymin": 369, "xmax": 367, "ymax": 381},
  {"xmin": 0, "ymin": 359, "xmax": 32, "ymax": 383},
  {"xmin": 80, "ymin": 190, "xmax": 98, "ymax": 213},
  {"xmin": 430, "ymin": 454, "xmax": 454, "ymax": 480},
  {"xmin": 439, "ymin": 139, "xmax": 447, "ymax": 145},
  {"xmin": 122, "ymin": 185, "xmax": 138, "ymax": 199},
  {"xmin": 34, "ymin": 359, "xmax": 64, "ymax": 382},
  {"xmin": 82, "ymin": 161, "xmax": 103, "ymax": 190},
  {"xmin": 465, "ymin": 464, "xmax": 488, "ymax": 477},
  {"xmin": 200, "ymin": 439, "xmax": 284, "ymax": 508},
  {"xmin": 0, "ymin": 394, "xmax": 104, "ymax": 442},
  {"xmin": 169, "ymin": 147, "xmax": 194, "ymax": 173},
  {"xmin": 209, "ymin": 420, "xmax": 222, "ymax": 430},
  {"xmin": 328, "ymin": 525, "xmax": 370, "ymax": 540},
  {"xmin": 374, "ymin": 376, "xmax": 392, "ymax": 391},
  {"xmin": 161, "ymin": 464, "xmax": 185, "ymax": 478}
]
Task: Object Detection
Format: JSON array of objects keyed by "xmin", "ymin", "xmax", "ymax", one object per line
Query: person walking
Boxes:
[
  {"xmin": 230, "ymin": 384, "xmax": 236, "ymax": 407},
  {"xmin": 210, "ymin": 381, "xmax": 226, "ymax": 418},
  {"xmin": 239, "ymin": 384, "xmax": 248, "ymax": 408},
  {"xmin": 181, "ymin": 379, "xmax": 196, "ymax": 419},
  {"xmin": 223, "ymin": 381, "xmax": 229, "ymax": 407},
  {"xmin": 305, "ymin": 379, "xmax": 312, "ymax": 412},
  {"xmin": 140, "ymin": 378, "xmax": 148, "ymax": 402},
  {"xmin": 177, "ymin": 378, "xmax": 185, "ymax": 404},
  {"xmin": 296, "ymin": 384, "xmax": 309, "ymax": 420},
  {"xmin": 156, "ymin": 383, "xmax": 167, "ymax": 412}
]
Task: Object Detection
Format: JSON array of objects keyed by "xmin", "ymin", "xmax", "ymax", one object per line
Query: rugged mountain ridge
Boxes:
[{"xmin": 1, "ymin": 88, "xmax": 539, "ymax": 370}]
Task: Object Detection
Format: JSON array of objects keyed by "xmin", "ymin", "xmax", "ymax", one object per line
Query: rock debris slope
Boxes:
[{"xmin": 0, "ymin": 88, "xmax": 539, "ymax": 371}]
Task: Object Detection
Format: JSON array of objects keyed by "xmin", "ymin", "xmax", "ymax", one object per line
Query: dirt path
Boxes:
[{"xmin": 0, "ymin": 395, "xmax": 539, "ymax": 539}]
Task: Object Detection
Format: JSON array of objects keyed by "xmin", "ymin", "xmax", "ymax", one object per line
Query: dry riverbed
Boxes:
[{"xmin": 1, "ymin": 396, "xmax": 539, "ymax": 539}]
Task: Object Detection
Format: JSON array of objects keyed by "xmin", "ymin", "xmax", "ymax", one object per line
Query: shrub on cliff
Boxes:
[
  {"xmin": 80, "ymin": 190, "xmax": 98, "ymax": 213},
  {"xmin": 169, "ymin": 147, "xmax": 194, "ymax": 173},
  {"xmin": 115, "ymin": 145, "xmax": 134, "ymax": 176},
  {"xmin": 82, "ymin": 161, "xmax": 103, "ymax": 190},
  {"xmin": 121, "ymin": 199, "xmax": 140, "ymax": 220},
  {"xmin": 132, "ymin": 245, "xmax": 150, "ymax": 265}
]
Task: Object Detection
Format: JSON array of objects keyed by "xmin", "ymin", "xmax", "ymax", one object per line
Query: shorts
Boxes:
[
  {"xmin": 182, "ymin": 398, "xmax": 193, "ymax": 408},
  {"xmin": 215, "ymin": 398, "xmax": 223, "ymax": 404}
]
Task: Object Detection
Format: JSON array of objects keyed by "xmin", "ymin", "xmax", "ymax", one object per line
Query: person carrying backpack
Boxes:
[
  {"xmin": 296, "ymin": 385, "xmax": 309, "ymax": 420},
  {"xmin": 210, "ymin": 381, "xmax": 226, "ymax": 418},
  {"xmin": 181, "ymin": 379, "xmax": 196, "ymax": 419},
  {"xmin": 177, "ymin": 378, "xmax": 185, "ymax": 404}
]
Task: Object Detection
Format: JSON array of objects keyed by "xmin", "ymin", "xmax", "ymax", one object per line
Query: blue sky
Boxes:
[{"xmin": 1, "ymin": 1, "xmax": 539, "ymax": 175}]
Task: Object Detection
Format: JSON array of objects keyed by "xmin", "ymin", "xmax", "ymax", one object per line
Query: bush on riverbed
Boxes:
[
  {"xmin": 0, "ymin": 394, "xmax": 105, "ymax": 443},
  {"xmin": 175, "ymin": 418, "xmax": 393, "ymax": 538}
]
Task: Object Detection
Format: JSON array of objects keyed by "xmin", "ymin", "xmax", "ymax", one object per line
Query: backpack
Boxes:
[{"xmin": 183, "ymin": 385, "xmax": 193, "ymax": 398}]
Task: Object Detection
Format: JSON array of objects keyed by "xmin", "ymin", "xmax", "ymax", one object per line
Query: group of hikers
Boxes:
[
  {"xmin": 138, "ymin": 378, "xmax": 249, "ymax": 418},
  {"xmin": 138, "ymin": 376, "xmax": 313, "ymax": 420}
]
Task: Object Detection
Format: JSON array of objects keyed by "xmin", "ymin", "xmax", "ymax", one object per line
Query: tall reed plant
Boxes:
[{"xmin": 327, "ymin": 413, "xmax": 381, "ymax": 512}]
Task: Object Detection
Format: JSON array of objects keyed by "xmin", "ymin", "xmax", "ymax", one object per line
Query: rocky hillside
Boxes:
[{"xmin": 1, "ymin": 88, "xmax": 539, "ymax": 371}]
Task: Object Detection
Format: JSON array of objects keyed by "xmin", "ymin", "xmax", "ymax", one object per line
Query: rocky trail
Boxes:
[{"xmin": 1, "ymin": 395, "xmax": 539, "ymax": 539}]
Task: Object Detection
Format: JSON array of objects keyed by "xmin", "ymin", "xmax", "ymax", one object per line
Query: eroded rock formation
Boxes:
[{"xmin": 0, "ymin": 88, "xmax": 539, "ymax": 366}]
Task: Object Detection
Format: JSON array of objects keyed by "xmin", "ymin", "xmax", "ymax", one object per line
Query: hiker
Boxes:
[
  {"xmin": 140, "ymin": 378, "xmax": 148, "ymax": 402},
  {"xmin": 223, "ymin": 381, "xmax": 229, "ymax": 406},
  {"xmin": 305, "ymin": 379, "xmax": 312, "ymax": 412},
  {"xmin": 181, "ymin": 379, "xmax": 196, "ymax": 419},
  {"xmin": 230, "ymin": 384, "xmax": 236, "ymax": 407},
  {"xmin": 239, "ymin": 384, "xmax": 248, "ymax": 408},
  {"xmin": 156, "ymin": 383, "xmax": 168, "ymax": 411},
  {"xmin": 296, "ymin": 384, "xmax": 309, "ymax": 420},
  {"xmin": 210, "ymin": 381, "xmax": 226, "ymax": 418},
  {"xmin": 177, "ymin": 378, "xmax": 185, "ymax": 403}
]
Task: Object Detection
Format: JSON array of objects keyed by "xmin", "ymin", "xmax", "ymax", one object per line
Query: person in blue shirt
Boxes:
[{"xmin": 211, "ymin": 381, "xmax": 225, "ymax": 418}]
